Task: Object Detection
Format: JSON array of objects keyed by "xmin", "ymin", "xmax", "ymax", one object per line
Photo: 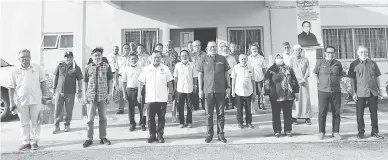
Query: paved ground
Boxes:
[{"xmin": 1, "ymin": 100, "xmax": 388, "ymax": 159}]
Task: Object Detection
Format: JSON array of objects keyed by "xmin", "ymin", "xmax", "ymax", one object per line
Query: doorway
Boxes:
[{"xmin": 170, "ymin": 28, "xmax": 217, "ymax": 53}]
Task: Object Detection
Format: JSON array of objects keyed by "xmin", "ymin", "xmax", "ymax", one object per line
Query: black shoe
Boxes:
[
  {"xmin": 116, "ymin": 109, "xmax": 124, "ymax": 114},
  {"xmin": 305, "ymin": 119, "xmax": 312, "ymax": 125},
  {"xmin": 157, "ymin": 135, "xmax": 165, "ymax": 143},
  {"xmin": 31, "ymin": 143, "xmax": 38, "ymax": 150},
  {"xmin": 238, "ymin": 123, "xmax": 244, "ymax": 129},
  {"xmin": 357, "ymin": 133, "xmax": 364, "ymax": 139},
  {"xmin": 147, "ymin": 136, "xmax": 157, "ymax": 143},
  {"xmin": 247, "ymin": 123, "xmax": 254, "ymax": 129},
  {"xmin": 286, "ymin": 131, "xmax": 292, "ymax": 137},
  {"xmin": 205, "ymin": 136, "xmax": 213, "ymax": 143},
  {"xmin": 100, "ymin": 138, "xmax": 111, "ymax": 145},
  {"xmin": 274, "ymin": 132, "xmax": 281, "ymax": 138},
  {"xmin": 18, "ymin": 144, "xmax": 31, "ymax": 151},
  {"xmin": 371, "ymin": 133, "xmax": 384, "ymax": 139},
  {"xmin": 83, "ymin": 140, "xmax": 93, "ymax": 148},
  {"xmin": 141, "ymin": 125, "xmax": 146, "ymax": 131},
  {"xmin": 218, "ymin": 134, "xmax": 227, "ymax": 143},
  {"xmin": 129, "ymin": 124, "xmax": 136, "ymax": 132}
]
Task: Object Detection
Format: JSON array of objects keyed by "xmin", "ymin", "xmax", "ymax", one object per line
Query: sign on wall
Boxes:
[{"xmin": 296, "ymin": 0, "xmax": 323, "ymax": 48}]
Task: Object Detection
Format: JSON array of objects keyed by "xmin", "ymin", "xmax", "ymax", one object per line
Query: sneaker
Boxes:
[
  {"xmin": 238, "ymin": 123, "xmax": 244, "ymax": 129},
  {"xmin": 357, "ymin": 133, "xmax": 364, "ymax": 139},
  {"xmin": 116, "ymin": 109, "xmax": 124, "ymax": 114},
  {"xmin": 31, "ymin": 143, "xmax": 38, "ymax": 150},
  {"xmin": 129, "ymin": 124, "xmax": 136, "ymax": 132},
  {"xmin": 83, "ymin": 140, "xmax": 93, "ymax": 148},
  {"xmin": 371, "ymin": 133, "xmax": 384, "ymax": 139},
  {"xmin": 157, "ymin": 135, "xmax": 165, "ymax": 143},
  {"xmin": 318, "ymin": 133, "xmax": 325, "ymax": 140},
  {"xmin": 218, "ymin": 134, "xmax": 227, "ymax": 143},
  {"xmin": 286, "ymin": 131, "xmax": 292, "ymax": 137},
  {"xmin": 205, "ymin": 136, "xmax": 213, "ymax": 143},
  {"xmin": 100, "ymin": 138, "xmax": 111, "ymax": 145},
  {"xmin": 18, "ymin": 144, "xmax": 31, "ymax": 151},
  {"xmin": 305, "ymin": 119, "xmax": 312, "ymax": 125},
  {"xmin": 332, "ymin": 132, "xmax": 343, "ymax": 140},
  {"xmin": 179, "ymin": 124, "xmax": 185, "ymax": 128},
  {"xmin": 247, "ymin": 123, "xmax": 254, "ymax": 129},
  {"xmin": 187, "ymin": 123, "xmax": 192, "ymax": 128},
  {"xmin": 141, "ymin": 125, "xmax": 146, "ymax": 131},
  {"xmin": 64, "ymin": 126, "xmax": 70, "ymax": 132},
  {"xmin": 274, "ymin": 132, "xmax": 281, "ymax": 138},
  {"xmin": 52, "ymin": 127, "xmax": 60, "ymax": 134},
  {"xmin": 147, "ymin": 136, "xmax": 157, "ymax": 143}
]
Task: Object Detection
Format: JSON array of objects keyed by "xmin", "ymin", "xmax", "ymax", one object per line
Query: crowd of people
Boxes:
[{"xmin": 7, "ymin": 39, "xmax": 385, "ymax": 151}]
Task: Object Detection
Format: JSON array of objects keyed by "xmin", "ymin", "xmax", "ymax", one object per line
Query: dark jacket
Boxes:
[{"xmin": 264, "ymin": 63, "xmax": 299, "ymax": 101}]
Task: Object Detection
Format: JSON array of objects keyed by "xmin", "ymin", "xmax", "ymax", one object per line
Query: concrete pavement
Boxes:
[{"xmin": 1, "ymin": 101, "xmax": 388, "ymax": 154}]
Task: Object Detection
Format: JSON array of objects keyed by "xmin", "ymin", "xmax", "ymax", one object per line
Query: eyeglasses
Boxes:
[{"xmin": 326, "ymin": 52, "xmax": 335, "ymax": 54}]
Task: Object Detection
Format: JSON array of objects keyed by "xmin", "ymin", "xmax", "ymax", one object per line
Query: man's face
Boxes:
[
  {"xmin": 193, "ymin": 42, "xmax": 201, "ymax": 52},
  {"xmin": 166, "ymin": 42, "xmax": 172, "ymax": 49},
  {"xmin": 180, "ymin": 51, "xmax": 189, "ymax": 61},
  {"xmin": 129, "ymin": 56, "xmax": 138, "ymax": 65},
  {"xmin": 92, "ymin": 51, "xmax": 103, "ymax": 63},
  {"xmin": 113, "ymin": 46, "xmax": 119, "ymax": 55},
  {"xmin": 155, "ymin": 45, "xmax": 163, "ymax": 52},
  {"xmin": 357, "ymin": 47, "xmax": 369, "ymax": 60},
  {"xmin": 283, "ymin": 45, "xmax": 291, "ymax": 53},
  {"xmin": 151, "ymin": 53, "xmax": 162, "ymax": 65},
  {"xmin": 122, "ymin": 45, "xmax": 130, "ymax": 55},
  {"xmin": 294, "ymin": 48, "xmax": 302, "ymax": 57},
  {"xmin": 64, "ymin": 56, "xmax": 74, "ymax": 64},
  {"xmin": 230, "ymin": 44, "xmax": 237, "ymax": 53},
  {"xmin": 302, "ymin": 22, "xmax": 311, "ymax": 33},
  {"xmin": 207, "ymin": 42, "xmax": 217, "ymax": 55},
  {"xmin": 325, "ymin": 48, "xmax": 335, "ymax": 60},
  {"xmin": 18, "ymin": 51, "xmax": 31, "ymax": 66},
  {"xmin": 221, "ymin": 46, "xmax": 229, "ymax": 55},
  {"xmin": 250, "ymin": 46, "xmax": 259, "ymax": 55},
  {"xmin": 137, "ymin": 46, "xmax": 144, "ymax": 54},
  {"xmin": 239, "ymin": 55, "xmax": 247, "ymax": 65},
  {"xmin": 188, "ymin": 43, "xmax": 193, "ymax": 51}
]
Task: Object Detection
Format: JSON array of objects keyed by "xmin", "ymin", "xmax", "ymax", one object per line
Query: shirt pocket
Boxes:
[{"xmin": 215, "ymin": 63, "xmax": 224, "ymax": 73}]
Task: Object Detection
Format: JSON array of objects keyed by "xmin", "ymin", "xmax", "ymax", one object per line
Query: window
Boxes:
[
  {"xmin": 41, "ymin": 33, "xmax": 73, "ymax": 49},
  {"xmin": 122, "ymin": 29, "xmax": 158, "ymax": 54},
  {"xmin": 322, "ymin": 27, "xmax": 388, "ymax": 59},
  {"xmin": 228, "ymin": 27, "xmax": 263, "ymax": 54}
]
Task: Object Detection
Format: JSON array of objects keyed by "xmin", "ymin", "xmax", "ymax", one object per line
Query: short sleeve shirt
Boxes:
[
  {"xmin": 173, "ymin": 62, "xmax": 198, "ymax": 93},
  {"xmin": 107, "ymin": 53, "xmax": 119, "ymax": 72},
  {"xmin": 121, "ymin": 65, "xmax": 143, "ymax": 89},
  {"xmin": 54, "ymin": 62, "xmax": 83, "ymax": 94},
  {"xmin": 248, "ymin": 54, "xmax": 266, "ymax": 82},
  {"xmin": 348, "ymin": 59, "xmax": 381, "ymax": 97},
  {"xmin": 313, "ymin": 59, "xmax": 343, "ymax": 93},
  {"xmin": 138, "ymin": 64, "xmax": 173, "ymax": 103},
  {"xmin": 8, "ymin": 64, "xmax": 47, "ymax": 106},
  {"xmin": 197, "ymin": 54, "xmax": 230, "ymax": 94},
  {"xmin": 225, "ymin": 55, "xmax": 237, "ymax": 75},
  {"xmin": 231, "ymin": 64, "xmax": 255, "ymax": 96}
]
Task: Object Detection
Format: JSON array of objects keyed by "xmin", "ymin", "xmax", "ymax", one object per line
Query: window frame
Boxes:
[
  {"xmin": 58, "ymin": 34, "xmax": 74, "ymax": 49},
  {"xmin": 322, "ymin": 26, "xmax": 388, "ymax": 61},
  {"xmin": 227, "ymin": 26, "xmax": 265, "ymax": 54},
  {"xmin": 41, "ymin": 33, "xmax": 73, "ymax": 49},
  {"xmin": 121, "ymin": 28, "xmax": 159, "ymax": 47}
]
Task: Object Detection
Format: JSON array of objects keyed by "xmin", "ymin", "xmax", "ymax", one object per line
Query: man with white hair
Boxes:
[
  {"xmin": 220, "ymin": 43, "xmax": 237, "ymax": 110},
  {"xmin": 282, "ymin": 42, "xmax": 293, "ymax": 66},
  {"xmin": 289, "ymin": 45, "xmax": 312, "ymax": 125}
]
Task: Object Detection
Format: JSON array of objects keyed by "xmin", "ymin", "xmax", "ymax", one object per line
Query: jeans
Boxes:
[
  {"xmin": 205, "ymin": 93, "xmax": 226, "ymax": 136},
  {"xmin": 118, "ymin": 82, "xmax": 125, "ymax": 110},
  {"xmin": 177, "ymin": 92, "xmax": 193, "ymax": 124},
  {"xmin": 356, "ymin": 95, "xmax": 379, "ymax": 134},
  {"xmin": 270, "ymin": 100, "xmax": 293, "ymax": 133},
  {"xmin": 86, "ymin": 101, "xmax": 107, "ymax": 140},
  {"xmin": 54, "ymin": 93, "xmax": 75, "ymax": 127},
  {"xmin": 16, "ymin": 104, "xmax": 42, "ymax": 144},
  {"xmin": 318, "ymin": 91, "xmax": 341, "ymax": 133},
  {"xmin": 255, "ymin": 81, "xmax": 264, "ymax": 106},
  {"xmin": 148, "ymin": 102, "xmax": 167, "ymax": 136},
  {"xmin": 235, "ymin": 95, "xmax": 252, "ymax": 124},
  {"xmin": 126, "ymin": 88, "xmax": 146, "ymax": 126}
]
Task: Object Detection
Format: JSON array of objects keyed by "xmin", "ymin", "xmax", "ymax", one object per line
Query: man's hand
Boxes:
[
  {"xmin": 168, "ymin": 93, "xmax": 173, "ymax": 103},
  {"xmin": 353, "ymin": 94, "xmax": 358, "ymax": 101},
  {"xmin": 295, "ymin": 93, "xmax": 299, "ymax": 101},
  {"xmin": 137, "ymin": 94, "xmax": 142, "ymax": 104},
  {"xmin": 252, "ymin": 94, "xmax": 256, "ymax": 102},
  {"xmin": 76, "ymin": 91, "xmax": 82, "ymax": 100},
  {"xmin": 123, "ymin": 91, "xmax": 128, "ymax": 101},
  {"xmin": 225, "ymin": 88, "xmax": 231, "ymax": 98},
  {"xmin": 10, "ymin": 102, "xmax": 17, "ymax": 115},
  {"xmin": 199, "ymin": 90, "xmax": 204, "ymax": 100},
  {"xmin": 232, "ymin": 91, "xmax": 236, "ymax": 97},
  {"xmin": 193, "ymin": 87, "xmax": 198, "ymax": 93}
]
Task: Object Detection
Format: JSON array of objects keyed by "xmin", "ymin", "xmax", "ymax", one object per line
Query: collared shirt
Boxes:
[
  {"xmin": 289, "ymin": 56, "xmax": 310, "ymax": 82},
  {"xmin": 121, "ymin": 65, "xmax": 143, "ymax": 89},
  {"xmin": 164, "ymin": 50, "xmax": 179, "ymax": 73},
  {"xmin": 173, "ymin": 61, "xmax": 198, "ymax": 93},
  {"xmin": 190, "ymin": 50, "xmax": 206, "ymax": 67},
  {"xmin": 298, "ymin": 31, "xmax": 320, "ymax": 47},
  {"xmin": 348, "ymin": 59, "xmax": 381, "ymax": 97},
  {"xmin": 230, "ymin": 52, "xmax": 240, "ymax": 63},
  {"xmin": 138, "ymin": 64, "xmax": 173, "ymax": 103},
  {"xmin": 313, "ymin": 59, "xmax": 343, "ymax": 93},
  {"xmin": 248, "ymin": 54, "xmax": 266, "ymax": 82},
  {"xmin": 231, "ymin": 63, "xmax": 255, "ymax": 96},
  {"xmin": 53, "ymin": 62, "xmax": 83, "ymax": 94},
  {"xmin": 137, "ymin": 53, "xmax": 150, "ymax": 68},
  {"xmin": 115, "ymin": 56, "xmax": 130, "ymax": 81},
  {"xmin": 225, "ymin": 55, "xmax": 237, "ymax": 75},
  {"xmin": 197, "ymin": 54, "xmax": 230, "ymax": 94},
  {"xmin": 107, "ymin": 53, "xmax": 119, "ymax": 72},
  {"xmin": 8, "ymin": 63, "xmax": 47, "ymax": 106},
  {"xmin": 84, "ymin": 62, "xmax": 113, "ymax": 102},
  {"xmin": 88, "ymin": 57, "xmax": 109, "ymax": 65},
  {"xmin": 283, "ymin": 52, "xmax": 293, "ymax": 67}
]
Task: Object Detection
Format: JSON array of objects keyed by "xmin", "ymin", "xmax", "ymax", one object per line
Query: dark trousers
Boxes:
[
  {"xmin": 205, "ymin": 93, "xmax": 226, "ymax": 136},
  {"xmin": 126, "ymin": 88, "xmax": 146, "ymax": 126},
  {"xmin": 148, "ymin": 102, "xmax": 167, "ymax": 136},
  {"xmin": 192, "ymin": 85, "xmax": 205, "ymax": 110},
  {"xmin": 270, "ymin": 100, "xmax": 293, "ymax": 133},
  {"xmin": 140, "ymin": 87, "xmax": 147, "ymax": 126},
  {"xmin": 318, "ymin": 91, "xmax": 341, "ymax": 133},
  {"xmin": 225, "ymin": 78, "xmax": 236, "ymax": 109},
  {"xmin": 356, "ymin": 95, "xmax": 379, "ymax": 134},
  {"xmin": 177, "ymin": 92, "xmax": 193, "ymax": 124},
  {"xmin": 54, "ymin": 93, "xmax": 75, "ymax": 127},
  {"xmin": 236, "ymin": 95, "xmax": 252, "ymax": 124},
  {"xmin": 255, "ymin": 81, "xmax": 263, "ymax": 106}
]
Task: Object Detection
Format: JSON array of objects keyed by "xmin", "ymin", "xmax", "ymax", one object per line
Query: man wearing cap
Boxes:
[
  {"xmin": 191, "ymin": 40, "xmax": 206, "ymax": 111},
  {"xmin": 220, "ymin": 44, "xmax": 237, "ymax": 110},
  {"xmin": 198, "ymin": 41, "xmax": 231, "ymax": 143},
  {"xmin": 282, "ymin": 42, "xmax": 293, "ymax": 66},
  {"xmin": 52, "ymin": 51, "xmax": 83, "ymax": 134}
]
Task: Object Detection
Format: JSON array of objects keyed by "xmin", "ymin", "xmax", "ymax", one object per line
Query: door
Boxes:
[
  {"xmin": 180, "ymin": 32, "xmax": 194, "ymax": 51},
  {"xmin": 194, "ymin": 28, "xmax": 217, "ymax": 52}
]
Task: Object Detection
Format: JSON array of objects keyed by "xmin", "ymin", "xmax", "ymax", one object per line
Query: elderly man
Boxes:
[
  {"xmin": 115, "ymin": 44, "xmax": 131, "ymax": 114},
  {"xmin": 313, "ymin": 46, "xmax": 344, "ymax": 140},
  {"xmin": 138, "ymin": 51, "xmax": 174, "ymax": 143},
  {"xmin": 198, "ymin": 41, "xmax": 231, "ymax": 143},
  {"xmin": 52, "ymin": 51, "xmax": 83, "ymax": 134},
  {"xmin": 191, "ymin": 40, "xmax": 206, "ymax": 111},
  {"xmin": 107, "ymin": 46, "xmax": 120, "ymax": 72},
  {"xmin": 289, "ymin": 45, "xmax": 312, "ymax": 125},
  {"xmin": 348, "ymin": 45, "xmax": 384, "ymax": 139},
  {"xmin": 221, "ymin": 44, "xmax": 237, "ymax": 110},
  {"xmin": 282, "ymin": 42, "xmax": 293, "ymax": 66},
  {"xmin": 8, "ymin": 49, "xmax": 48, "ymax": 150},
  {"xmin": 229, "ymin": 42, "xmax": 240, "ymax": 63}
]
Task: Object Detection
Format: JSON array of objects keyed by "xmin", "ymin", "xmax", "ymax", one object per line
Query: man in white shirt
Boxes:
[
  {"xmin": 231, "ymin": 54, "xmax": 256, "ymax": 129},
  {"xmin": 8, "ymin": 49, "xmax": 48, "ymax": 151},
  {"xmin": 173, "ymin": 50, "xmax": 198, "ymax": 128},
  {"xmin": 282, "ymin": 42, "xmax": 293, "ymax": 67},
  {"xmin": 138, "ymin": 51, "xmax": 174, "ymax": 143},
  {"xmin": 221, "ymin": 44, "xmax": 237, "ymax": 110},
  {"xmin": 247, "ymin": 44, "xmax": 266, "ymax": 110},
  {"xmin": 107, "ymin": 46, "xmax": 120, "ymax": 73},
  {"xmin": 115, "ymin": 44, "xmax": 131, "ymax": 114},
  {"xmin": 121, "ymin": 54, "xmax": 145, "ymax": 131}
]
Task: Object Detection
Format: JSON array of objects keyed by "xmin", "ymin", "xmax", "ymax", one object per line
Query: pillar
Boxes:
[{"xmin": 304, "ymin": 48, "xmax": 318, "ymax": 113}]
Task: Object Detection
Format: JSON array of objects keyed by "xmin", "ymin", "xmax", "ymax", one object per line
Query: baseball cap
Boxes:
[{"xmin": 64, "ymin": 51, "xmax": 74, "ymax": 57}]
